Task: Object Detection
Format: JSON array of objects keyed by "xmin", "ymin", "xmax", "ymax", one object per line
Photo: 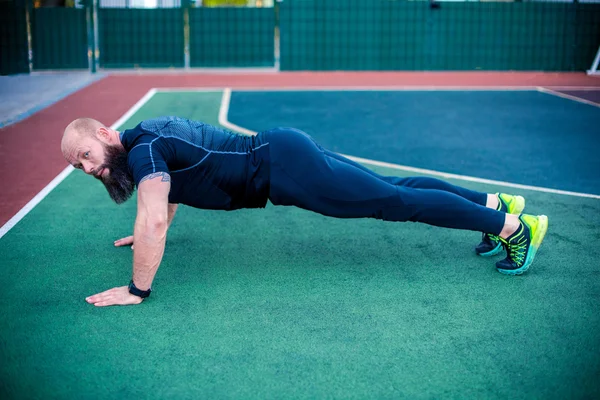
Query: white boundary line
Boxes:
[
  {"xmin": 103, "ymin": 67, "xmax": 278, "ymax": 75},
  {"xmin": 0, "ymin": 88, "xmax": 158, "ymax": 240},
  {"xmin": 155, "ymin": 88, "xmax": 223, "ymax": 93},
  {"xmin": 163, "ymin": 86, "xmax": 539, "ymax": 92},
  {"xmin": 338, "ymin": 155, "xmax": 600, "ymax": 199},
  {"xmin": 219, "ymin": 88, "xmax": 257, "ymax": 136},
  {"xmin": 217, "ymin": 87, "xmax": 600, "ymax": 200},
  {"xmin": 537, "ymin": 87, "xmax": 600, "ymax": 108},
  {"xmin": 156, "ymin": 86, "xmax": 600, "ymax": 93}
]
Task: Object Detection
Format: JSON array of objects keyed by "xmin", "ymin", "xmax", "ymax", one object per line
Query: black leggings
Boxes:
[{"xmin": 262, "ymin": 128, "xmax": 505, "ymax": 234}]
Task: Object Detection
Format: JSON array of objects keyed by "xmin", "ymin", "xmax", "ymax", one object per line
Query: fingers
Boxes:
[
  {"xmin": 85, "ymin": 286, "xmax": 143, "ymax": 307},
  {"xmin": 88, "ymin": 294, "xmax": 118, "ymax": 307},
  {"xmin": 91, "ymin": 297, "xmax": 143, "ymax": 307},
  {"xmin": 114, "ymin": 236, "xmax": 134, "ymax": 247},
  {"xmin": 86, "ymin": 288, "xmax": 116, "ymax": 304}
]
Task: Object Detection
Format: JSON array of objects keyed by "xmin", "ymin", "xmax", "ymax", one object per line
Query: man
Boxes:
[{"xmin": 61, "ymin": 117, "xmax": 548, "ymax": 307}]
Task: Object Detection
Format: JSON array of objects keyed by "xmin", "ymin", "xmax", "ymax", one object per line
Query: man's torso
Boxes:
[{"xmin": 120, "ymin": 117, "xmax": 270, "ymax": 210}]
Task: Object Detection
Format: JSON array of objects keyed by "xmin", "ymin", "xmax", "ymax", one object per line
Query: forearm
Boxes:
[{"xmin": 132, "ymin": 217, "xmax": 168, "ymax": 291}]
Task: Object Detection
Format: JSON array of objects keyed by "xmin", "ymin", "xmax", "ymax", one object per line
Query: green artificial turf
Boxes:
[{"xmin": 1, "ymin": 90, "xmax": 598, "ymax": 399}]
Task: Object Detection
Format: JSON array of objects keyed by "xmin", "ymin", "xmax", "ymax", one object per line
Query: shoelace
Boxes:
[
  {"xmin": 503, "ymin": 235, "xmax": 528, "ymax": 266},
  {"xmin": 487, "ymin": 234, "xmax": 499, "ymax": 242}
]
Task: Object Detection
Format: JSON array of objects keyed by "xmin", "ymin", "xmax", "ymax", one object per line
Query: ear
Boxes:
[{"xmin": 97, "ymin": 126, "xmax": 111, "ymax": 142}]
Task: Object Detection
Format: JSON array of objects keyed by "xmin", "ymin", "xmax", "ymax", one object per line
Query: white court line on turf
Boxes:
[
  {"xmin": 536, "ymin": 87, "xmax": 600, "ymax": 108},
  {"xmin": 545, "ymin": 86, "xmax": 600, "ymax": 91},
  {"xmin": 0, "ymin": 88, "xmax": 158, "ymax": 240},
  {"xmin": 219, "ymin": 88, "xmax": 257, "ymax": 136},
  {"xmin": 158, "ymin": 86, "xmax": 600, "ymax": 92},
  {"xmin": 154, "ymin": 88, "xmax": 224, "ymax": 93},
  {"xmin": 160, "ymin": 86, "xmax": 539, "ymax": 92},
  {"xmin": 338, "ymin": 155, "xmax": 600, "ymax": 199},
  {"xmin": 218, "ymin": 87, "xmax": 600, "ymax": 200}
]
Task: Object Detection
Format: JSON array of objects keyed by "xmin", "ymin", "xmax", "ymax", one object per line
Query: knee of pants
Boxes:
[
  {"xmin": 331, "ymin": 194, "xmax": 414, "ymax": 222},
  {"xmin": 373, "ymin": 205, "xmax": 415, "ymax": 222}
]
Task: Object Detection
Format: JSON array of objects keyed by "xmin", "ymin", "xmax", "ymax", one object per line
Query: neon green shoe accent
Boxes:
[
  {"xmin": 523, "ymin": 214, "xmax": 549, "ymax": 251},
  {"xmin": 497, "ymin": 193, "xmax": 526, "ymax": 214}
]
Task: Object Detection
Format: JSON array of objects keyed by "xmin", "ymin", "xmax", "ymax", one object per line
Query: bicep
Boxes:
[{"xmin": 137, "ymin": 172, "xmax": 171, "ymax": 221}]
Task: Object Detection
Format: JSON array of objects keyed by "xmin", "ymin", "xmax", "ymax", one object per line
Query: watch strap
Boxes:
[{"xmin": 128, "ymin": 280, "xmax": 152, "ymax": 298}]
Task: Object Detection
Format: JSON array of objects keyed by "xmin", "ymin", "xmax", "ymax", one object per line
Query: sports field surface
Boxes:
[{"xmin": 1, "ymin": 74, "xmax": 599, "ymax": 399}]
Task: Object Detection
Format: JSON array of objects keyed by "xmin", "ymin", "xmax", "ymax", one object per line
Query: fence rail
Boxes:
[
  {"xmin": 1, "ymin": 0, "xmax": 599, "ymax": 75},
  {"xmin": 280, "ymin": 1, "xmax": 600, "ymax": 71}
]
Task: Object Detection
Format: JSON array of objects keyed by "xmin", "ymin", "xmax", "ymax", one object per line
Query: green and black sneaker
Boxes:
[
  {"xmin": 496, "ymin": 214, "xmax": 549, "ymax": 275},
  {"xmin": 475, "ymin": 193, "xmax": 526, "ymax": 257}
]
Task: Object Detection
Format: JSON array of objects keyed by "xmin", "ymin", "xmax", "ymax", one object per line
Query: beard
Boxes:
[{"xmin": 95, "ymin": 144, "xmax": 135, "ymax": 204}]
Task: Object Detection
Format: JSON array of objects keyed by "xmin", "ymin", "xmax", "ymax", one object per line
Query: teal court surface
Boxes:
[{"xmin": 1, "ymin": 88, "xmax": 599, "ymax": 399}]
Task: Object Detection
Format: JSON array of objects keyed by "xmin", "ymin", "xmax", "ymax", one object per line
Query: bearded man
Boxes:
[{"xmin": 61, "ymin": 117, "xmax": 548, "ymax": 307}]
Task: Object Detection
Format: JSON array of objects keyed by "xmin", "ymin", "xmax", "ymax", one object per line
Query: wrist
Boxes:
[{"xmin": 128, "ymin": 280, "xmax": 152, "ymax": 298}]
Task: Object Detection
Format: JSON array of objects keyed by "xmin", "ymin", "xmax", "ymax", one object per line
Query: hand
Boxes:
[
  {"xmin": 85, "ymin": 286, "xmax": 144, "ymax": 307},
  {"xmin": 114, "ymin": 235, "xmax": 134, "ymax": 250}
]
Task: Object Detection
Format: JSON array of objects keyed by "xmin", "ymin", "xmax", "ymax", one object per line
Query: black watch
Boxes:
[{"xmin": 128, "ymin": 280, "xmax": 152, "ymax": 299}]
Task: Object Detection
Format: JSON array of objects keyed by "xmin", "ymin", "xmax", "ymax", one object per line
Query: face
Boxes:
[{"xmin": 67, "ymin": 134, "xmax": 135, "ymax": 204}]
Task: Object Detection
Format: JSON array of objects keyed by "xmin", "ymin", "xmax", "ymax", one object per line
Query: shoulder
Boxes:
[
  {"xmin": 140, "ymin": 116, "xmax": 205, "ymax": 134},
  {"xmin": 120, "ymin": 122, "xmax": 156, "ymax": 151},
  {"xmin": 121, "ymin": 117, "xmax": 190, "ymax": 149},
  {"xmin": 123, "ymin": 117, "xmax": 235, "ymax": 150}
]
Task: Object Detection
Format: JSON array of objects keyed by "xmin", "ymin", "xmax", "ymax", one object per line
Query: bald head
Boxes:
[
  {"xmin": 61, "ymin": 118, "xmax": 105, "ymax": 154},
  {"xmin": 61, "ymin": 116, "xmax": 123, "ymax": 170}
]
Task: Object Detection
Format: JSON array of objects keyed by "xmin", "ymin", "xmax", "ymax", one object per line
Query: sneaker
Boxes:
[
  {"xmin": 496, "ymin": 214, "xmax": 549, "ymax": 275},
  {"xmin": 475, "ymin": 193, "xmax": 526, "ymax": 257}
]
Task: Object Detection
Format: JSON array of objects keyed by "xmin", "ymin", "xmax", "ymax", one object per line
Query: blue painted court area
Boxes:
[{"xmin": 228, "ymin": 90, "xmax": 600, "ymax": 195}]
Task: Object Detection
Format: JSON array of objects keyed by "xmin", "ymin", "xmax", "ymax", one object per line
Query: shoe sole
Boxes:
[
  {"xmin": 477, "ymin": 242, "xmax": 502, "ymax": 257},
  {"xmin": 497, "ymin": 215, "xmax": 548, "ymax": 275},
  {"xmin": 476, "ymin": 196, "xmax": 527, "ymax": 257}
]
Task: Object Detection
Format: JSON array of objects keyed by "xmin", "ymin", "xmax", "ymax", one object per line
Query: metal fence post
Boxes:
[
  {"xmin": 183, "ymin": 0, "xmax": 190, "ymax": 69},
  {"xmin": 274, "ymin": 0, "xmax": 282, "ymax": 71},
  {"xmin": 25, "ymin": 0, "xmax": 33, "ymax": 72},
  {"xmin": 93, "ymin": 0, "xmax": 99, "ymax": 72},
  {"xmin": 86, "ymin": 0, "xmax": 98, "ymax": 73},
  {"xmin": 85, "ymin": 0, "xmax": 93, "ymax": 73}
]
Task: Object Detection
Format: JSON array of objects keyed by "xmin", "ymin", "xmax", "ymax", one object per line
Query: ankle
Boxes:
[
  {"xmin": 486, "ymin": 193, "xmax": 499, "ymax": 210},
  {"xmin": 499, "ymin": 214, "xmax": 521, "ymax": 239}
]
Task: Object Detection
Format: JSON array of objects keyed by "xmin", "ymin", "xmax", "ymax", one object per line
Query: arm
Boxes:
[
  {"xmin": 113, "ymin": 203, "xmax": 177, "ymax": 248},
  {"xmin": 87, "ymin": 172, "xmax": 171, "ymax": 306},
  {"xmin": 131, "ymin": 172, "xmax": 171, "ymax": 291}
]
